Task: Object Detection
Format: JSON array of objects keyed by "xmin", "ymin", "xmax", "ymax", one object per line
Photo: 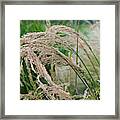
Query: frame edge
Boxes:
[{"xmin": 1, "ymin": 0, "xmax": 119, "ymax": 119}]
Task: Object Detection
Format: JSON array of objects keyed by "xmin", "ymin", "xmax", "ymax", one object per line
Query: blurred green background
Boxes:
[{"xmin": 20, "ymin": 20, "xmax": 98, "ymax": 38}]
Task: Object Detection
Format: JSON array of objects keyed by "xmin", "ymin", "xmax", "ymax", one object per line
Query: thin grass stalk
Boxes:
[
  {"xmin": 78, "ymin": 34, "xmax": 100, "ymax": 66},
  {"xmin": 58, "ymin": 51, "xmax": 95, "ymax": 98},
  {"xmin": 82, "ymin": 47, "xmax": 100, "ymax": 80},
  {"xmin": 75, "ymin": 20, "xmax": 79, "ymax": 95},
  {"xmin": 55, "ymin": 36, "xmax": 95, "ymax": 84},
  {"xmin": 74, "ymin": 34, "xmax": 100, "ymax": 80},
  {"xmin": 68, "ymin": 47, "xmax": 97, "ymax": 97}
]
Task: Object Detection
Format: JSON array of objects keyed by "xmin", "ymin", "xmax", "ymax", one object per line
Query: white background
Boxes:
[{"xmin": 5, "ymin": 5, "xmax": 115, "ymax": 115}]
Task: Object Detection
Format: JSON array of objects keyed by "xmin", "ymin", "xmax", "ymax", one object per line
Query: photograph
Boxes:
[{"xmin": 20, "ymin": 20, "xmax": 100, "ymax": 100}]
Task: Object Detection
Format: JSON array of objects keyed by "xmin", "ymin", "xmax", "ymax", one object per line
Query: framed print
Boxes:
[{"xmin": 0, "ymin": 0, "xmax": 120, "ymax": 119}]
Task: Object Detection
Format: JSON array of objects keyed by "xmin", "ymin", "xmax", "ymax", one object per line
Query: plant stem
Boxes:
[{"xmin": 75, "ymin": 20, "xmax": 79, "ymax": 95}]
